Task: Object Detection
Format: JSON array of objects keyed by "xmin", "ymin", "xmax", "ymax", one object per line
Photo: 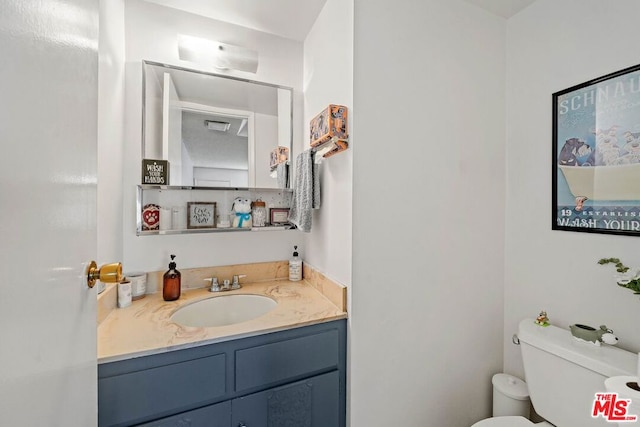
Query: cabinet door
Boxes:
[
  {"xmin": 231, "ymin": 371, "xmax": 340, "ymax": 427},
  {"xmin": 137, "ymin": 401, "xmax": 231, "ymax": 427},
  {"xmin": 99, "ymin": 353, "xmax": 226, "ymax": 426}
]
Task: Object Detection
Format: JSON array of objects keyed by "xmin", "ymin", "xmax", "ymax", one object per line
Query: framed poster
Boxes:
[
  {"xmin": 187, "ymin": 202, "xmax": 216, "ymax": 229},
  {"xmin": 553, "ymin": 63, "xmax": 640, "ymax": 236}
]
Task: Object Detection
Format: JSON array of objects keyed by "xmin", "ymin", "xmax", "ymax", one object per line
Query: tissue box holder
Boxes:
[
  {"xmin": 270, "ymin": 146, "xmax": 289, "ymax": 169},
  {"xmin": 310, "ymin": 104, "xmax": 348, "ymax": 148}
]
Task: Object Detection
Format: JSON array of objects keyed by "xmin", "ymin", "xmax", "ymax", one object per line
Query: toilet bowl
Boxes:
[
  {"xmin": 471, "ymin": 416, "xmax": 533, "ymax": 426},
  {"xmin": 471, "ymin": 416, "xmax": 554, "ymax": 426}
]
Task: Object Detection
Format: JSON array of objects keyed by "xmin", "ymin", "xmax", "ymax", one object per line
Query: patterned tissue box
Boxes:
[{"xmin": 309, "ymin": 104, "xmax": 348, "ymax": 147}]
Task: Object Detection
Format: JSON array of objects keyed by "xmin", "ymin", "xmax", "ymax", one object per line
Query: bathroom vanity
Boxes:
[
  {"xmin": 97, "ymin": 273, "xmax": 347, "ymax": 427},
  {"xmin": 99, "ymin": 319, "xmax": 346, "ymax": 426}
]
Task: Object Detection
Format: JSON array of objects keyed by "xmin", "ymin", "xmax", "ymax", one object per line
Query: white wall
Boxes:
[
  {"xmin": 98, "ymin": 0, "xmax": 125, "ymax": 264},
  {"xmin": 504, "ymin": 0, "xmax": 640, "ymax": 377},
  {"xmin": 123, "ymin": 0, "xmax": 304, "ymax": 272},
  {"xmin": 351, "ymin": 1, "xmax": 506, "ymax": 426},
  {"xmin": 303, "ymin": 0, "xmax": 354, "ymax": 288}
]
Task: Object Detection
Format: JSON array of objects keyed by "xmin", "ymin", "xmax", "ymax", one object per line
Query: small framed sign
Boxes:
[
  {"xmin": 142, "ymin": 159, "xmax": 169, "ymax": 185},
  {"xmin": 270, "ymin": 208, "xmax": 290, "ymax": 225},
  {"xmin": 187, "ymin": 202, "xmax": 216, "ymax": 229}
]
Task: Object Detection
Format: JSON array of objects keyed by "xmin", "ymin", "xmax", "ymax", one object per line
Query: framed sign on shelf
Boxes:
[
  {"xmin": 553, "ymin": 63, "xmax": 640, "ymax": 236},
  {"xmin": 187, "ymin": 202, "xmax": 216, "ymax": 229},
  {"xmin": 270, "ymin": 208, "xmax": 290, "ymax": 225}
]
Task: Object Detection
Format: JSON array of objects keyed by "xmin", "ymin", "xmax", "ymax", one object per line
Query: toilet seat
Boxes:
[{"xmin": 471, "ymin": 416, "xmax": 534, "ymax": 426}]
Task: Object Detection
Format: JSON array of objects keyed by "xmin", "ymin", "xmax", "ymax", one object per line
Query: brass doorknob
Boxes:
[{"xmin": 86, "ymin": 261, "xmax": 123, "ymax": 289}]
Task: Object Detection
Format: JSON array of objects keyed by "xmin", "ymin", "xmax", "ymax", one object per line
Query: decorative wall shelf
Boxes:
[
  {"xmin": 137, "ymin": 224, "xmax": 296, "ymax": 236},
  {"xmin": 137, "ymin": 185, "xmax": 294, "ymax": 236}
]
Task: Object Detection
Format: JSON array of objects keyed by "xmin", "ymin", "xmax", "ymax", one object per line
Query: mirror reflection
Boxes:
[{"xmin": 142, "ymin": 61, "xmax": 292, "ymax": 188}]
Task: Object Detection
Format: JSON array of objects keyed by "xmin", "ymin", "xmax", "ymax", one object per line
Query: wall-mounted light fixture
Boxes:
[
  {"xmin": 204, "ymin": 120, "xmax": 231, "ymax": 132},
  {"xmin": 178, "ymin": 34, "xmax": 259, "ymax": 73}
]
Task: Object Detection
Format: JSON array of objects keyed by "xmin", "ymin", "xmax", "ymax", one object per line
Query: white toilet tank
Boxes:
[{"xmin": 518, "ymin": 319, "xmax": 637, "ymax": 427}]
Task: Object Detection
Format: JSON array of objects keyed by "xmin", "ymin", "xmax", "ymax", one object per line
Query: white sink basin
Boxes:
[{"xmin": 170, "ymin": 294, "xmax": 277, "ymax": 328}]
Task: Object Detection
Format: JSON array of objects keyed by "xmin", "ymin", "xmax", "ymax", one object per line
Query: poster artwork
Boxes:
[{"xmin": 553, "ymin": 64, "xmax": 640, "ymax": 236}]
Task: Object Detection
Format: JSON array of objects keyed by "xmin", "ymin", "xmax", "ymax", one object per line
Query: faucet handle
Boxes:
[
  {"xmin": 231, "ymin": 274, "xmax": 246, "ymax": 290},
  {"xmin": 205, "ymin": 277, "xmax": 220, "ymax": 292}
]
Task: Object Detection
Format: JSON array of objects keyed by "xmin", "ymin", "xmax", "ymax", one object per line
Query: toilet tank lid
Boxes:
[
  {"xmin": 518, "ymin": 319, "xmax": 636, "ymax": 378},
  {"xmin": 492, "ymin": 373, "xmax": 529, "ymax": 400}
]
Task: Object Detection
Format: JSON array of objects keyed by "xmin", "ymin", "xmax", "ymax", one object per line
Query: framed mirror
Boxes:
[{"xmin": 142, "ymin": 60, "xmax": 293, "ymax": 188}]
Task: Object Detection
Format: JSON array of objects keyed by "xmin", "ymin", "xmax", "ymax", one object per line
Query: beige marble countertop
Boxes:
[{"xmin": 98, "ymin": 279, "xmax": 347, "ymax": 364}]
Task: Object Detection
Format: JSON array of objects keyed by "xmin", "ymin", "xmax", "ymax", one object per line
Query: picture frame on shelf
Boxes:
[
  {"xmin": 270, "ymin": 208, "xmax": 290, "ymax": 225},
  {"xmin": 187, "ymin": 202, "xmax": 216, "ymax": 229},
  {"xmin": 141, "ymin": 159, "xmax": 169, "ymax": 185},
  {"xmin": 553, "ymin": 63, "xmax": 640, "ymax": 236},
  {"xmin": 142, "ymin": 204, "xmax": 160, "ymax": 231}
]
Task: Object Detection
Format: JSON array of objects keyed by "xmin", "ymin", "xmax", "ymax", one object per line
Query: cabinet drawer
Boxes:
[
  {"xmin": 137, "ymin": 401, "xmax": 230, "ymax": 427},
  {"xmin": 99, "ymin": 353, "xmax": 226, "ymax": 427},
  {"xmin": 235, "ymin": 329, "xmax": 339, "ymax": 392}
]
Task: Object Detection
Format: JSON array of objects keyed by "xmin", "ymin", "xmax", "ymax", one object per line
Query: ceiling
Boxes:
[
  {"xmin": 144, "ymin": 1, "xmax": 536, "ymax": 42},
  {"xmin": 143, "ymin": 0, "xmax": 328, "ymax": 42},
  {"xmin": 463, "ymin": 0, "xmax": 537, "ymax": 18}
]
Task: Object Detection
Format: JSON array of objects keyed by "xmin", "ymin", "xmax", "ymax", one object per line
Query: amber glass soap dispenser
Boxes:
[{"xmin": 163, "ymin": 254, "xmax": 181, "ymax": 301}]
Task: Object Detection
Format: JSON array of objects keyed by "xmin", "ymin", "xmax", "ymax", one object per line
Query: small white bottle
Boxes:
[
  {"xmin": 117, "ymin": 280, "xmax": 132, "ymax": 308},
  {"xmin": 289, "ymin": 246, "xmax": 302, "ymax": 281}
]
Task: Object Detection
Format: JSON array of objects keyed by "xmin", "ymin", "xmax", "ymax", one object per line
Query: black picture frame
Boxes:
[
  {"xmin": 553, "ymin": 63, "xmax": 640, "ymax": 236},
  {"xmin": 270, "ymin": 208, "xmax": 290, "ymax": 225}
]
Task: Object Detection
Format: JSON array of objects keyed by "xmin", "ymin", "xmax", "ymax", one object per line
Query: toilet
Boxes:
[{"xmin": 472, "ymin": 319, "xmax": 638, "ymax": 426}]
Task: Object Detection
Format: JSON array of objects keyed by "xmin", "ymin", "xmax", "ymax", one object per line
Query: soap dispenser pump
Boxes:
[
  {"xmin": 163, "ymin": 254, "xmax": 181, "ymax": 301},
  {"xmin": 289, "ymin": 246, "xmax": 302, "ymax": 282}
]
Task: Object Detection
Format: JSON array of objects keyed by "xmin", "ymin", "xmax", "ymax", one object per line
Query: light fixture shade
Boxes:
[
  {"xmin": 205, "ymin": 120, "xmax": 231, "ymax": 132},
  {"xmin": 178, "ymin": 34, "xmax": 259, "ymax": 73}
]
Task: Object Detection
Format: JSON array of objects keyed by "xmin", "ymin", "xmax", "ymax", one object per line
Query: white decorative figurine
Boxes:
[{"xmin": 232, "ymin": 197, "xmax": 252, "ymax": 228}]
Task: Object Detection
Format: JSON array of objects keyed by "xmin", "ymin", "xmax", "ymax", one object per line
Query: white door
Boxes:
[{"xmin": 0, "ymin": 0, "xmax": 99, "ymax": 425}]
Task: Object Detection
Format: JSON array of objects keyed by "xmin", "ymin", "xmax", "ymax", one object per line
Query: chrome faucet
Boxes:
[
  {"xmin": 205, "ymin": 274, "xmax": 246, "ymax": 292},
  {"xmin": 205, "ymin": 277, "xmax": 220, "ymax": 292},
  {"xmin": 231, "ymin": 274, "xmax": 246, "ymax": 290}
]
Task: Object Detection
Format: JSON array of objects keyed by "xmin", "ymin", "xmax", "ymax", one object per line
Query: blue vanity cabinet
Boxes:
[
  {"xmin": 98, "ymin": 319, "xmax": 346, "ymax": 427},
  {"xmin": 137, "ymin": 402, "xmax": 231, "ymax": 427},
  {"xmin": 232, "ymin": 371, "xmax": 340, "ymax": 427}
]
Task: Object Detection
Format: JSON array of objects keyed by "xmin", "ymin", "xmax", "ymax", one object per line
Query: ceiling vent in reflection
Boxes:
[
  {"xmin": 205, "ymin": 120, "xmax": 231, "ymax": 132},
  {"xmin": 178, "ymin": 34, "xmax": 259, "ymax": 73}
]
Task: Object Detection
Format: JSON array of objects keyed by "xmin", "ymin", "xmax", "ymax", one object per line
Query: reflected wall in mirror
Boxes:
[{"xmin": 143, "ymin": 61, "xmax": 292, "ymax": 188}]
